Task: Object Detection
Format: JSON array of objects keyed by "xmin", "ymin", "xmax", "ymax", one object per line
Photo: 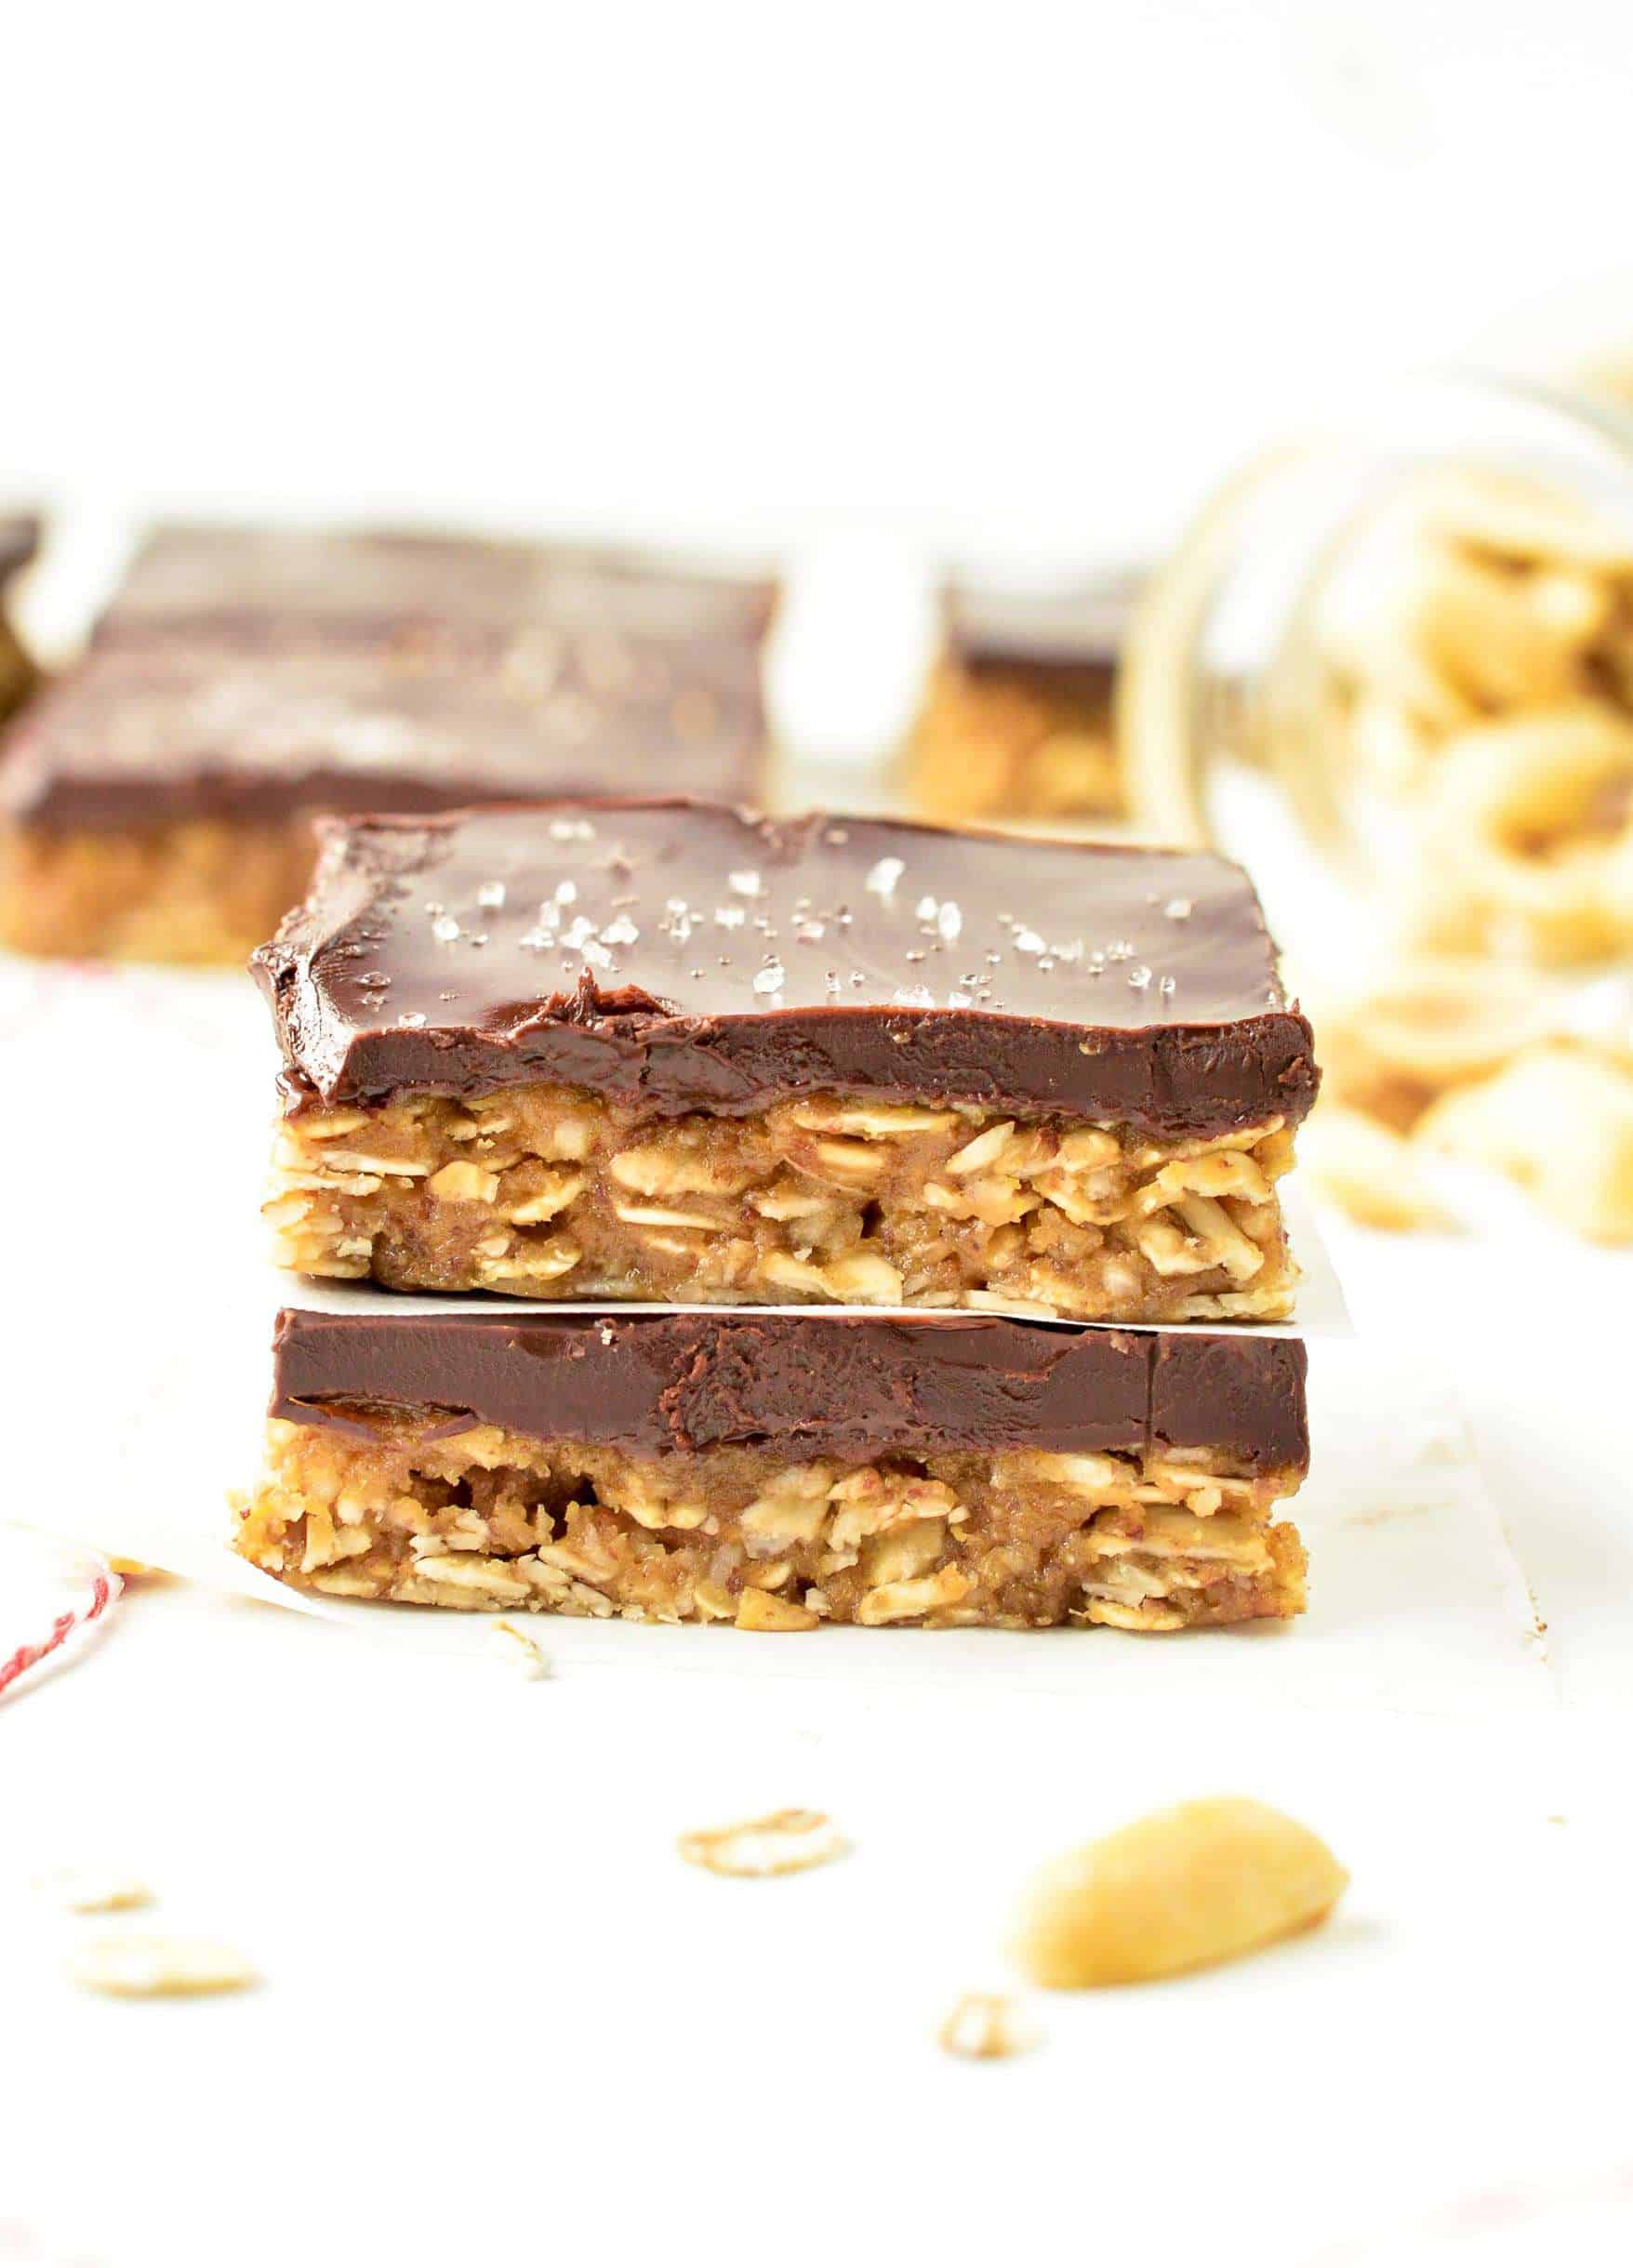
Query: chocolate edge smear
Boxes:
[
  {"xmin": 271, "ymin": 1308, "xmax": 1310, "ymax": 1473},
  {"xmin": 253, "ymin": 801, "xmax": 1320, "ymax": 1138}
]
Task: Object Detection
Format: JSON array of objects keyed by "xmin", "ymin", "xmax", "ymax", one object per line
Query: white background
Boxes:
[
  {"xmin": 7, "ymin": 0, "xmax": 1633, "ymax": 568},
  {"xmin": 6, "ymin": 9, "xmax": 1633, "ymax": 2265}
]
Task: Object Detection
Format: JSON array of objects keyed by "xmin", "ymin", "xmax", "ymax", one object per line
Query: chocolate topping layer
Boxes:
[
  {"xmin": 2, "ymin": 524, "xmax": 775, "ymax": 830},
  {"xmin": 947, "ymin": 571, "xmax": 1142, "ymax": 675},
  {"xmin": 94, "ymin": 524, "xmax": 777, "ymax": 654},
  {"xmin": 255, "ymin": 801, "xmax": 1318, "ymax": 1135},
  {"xmin": 271, "ymin": 1307, "xmax": 1310, "ymax": 1471},
  {"xmin": 2, "ymin": 644, "xmax": 765, "ymax": 831}
]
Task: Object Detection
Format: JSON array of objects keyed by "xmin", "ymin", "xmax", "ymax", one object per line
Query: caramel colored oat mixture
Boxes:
[
  {"xmin": 0, "ymin": 819, "xmax": 313, "ymax": 963},
  {"xmin": 239, "ymin": 1413, "xmax": 1307, "ymax": 1631},
  {"xmin": 268, "ymin": 1086, "xmax": 1298, "ymax": 1322}
]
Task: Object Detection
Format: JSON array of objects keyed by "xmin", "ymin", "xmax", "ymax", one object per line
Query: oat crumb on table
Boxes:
[
  {"xmin": 38, "ymin": 1866, "xmax": 153, "ymax": 1916},
  {"xmin": 68, "ymin": 1934, "xmax": 259, "ymax": 1998},
  {"xmin": 676, "ymin": 1809, "xmax": 849, "ymax": 1878},
  {"xmin": 937, "ymin": 1994, "xmax": 1039, "ymax": 2061}
]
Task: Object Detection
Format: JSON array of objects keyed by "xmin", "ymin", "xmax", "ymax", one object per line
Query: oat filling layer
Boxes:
[
  {"xmin": 267, "ymin": 1085, "xmax": 1298, "ymax": 1320},
  {"xmin": 908, "ymin": 658, "xmax": 1122, "ymax": 822},
  {"xmin": 0, "ymin": 819, "xmax": 315, "ymax": 964},
  {"xmin": 239, "ymin": 1413, "xmax": 1307, "ymax": 1631}
]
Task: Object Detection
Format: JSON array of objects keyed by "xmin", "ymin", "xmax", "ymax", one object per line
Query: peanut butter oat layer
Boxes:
[
  {"xmin": 905, "ymin": 576, "xmax": 1140, "ymax": 824},
  {"xmin": 257, "ymin": 803, "xmax": 1318, "ymax": 1320},
  {"xmin": 0, "ymin": 525, "xmax": 777, "ymax": 962},
  {"xmin": 238, "ymin": 1309, "xmax": 1308, "ymax": 1630}
]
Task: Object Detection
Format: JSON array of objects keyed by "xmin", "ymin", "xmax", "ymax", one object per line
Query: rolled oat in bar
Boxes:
[
  {"xmin": 238, "ymin": 1307, "xmax": 1309, "ymax": 1631},
  {"xmin": 256, "ymin": 802, "xmax": 1319, "ymax": 1322}
]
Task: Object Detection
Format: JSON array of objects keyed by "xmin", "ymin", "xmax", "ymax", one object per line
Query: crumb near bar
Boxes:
[
  {"xmin": 237, "ymin": 1310, "xmax": 1309, "ymax": 1630},
  {"xmin": 257, "ymin": 802, "xmax": 1318, "ymax": 1321}
]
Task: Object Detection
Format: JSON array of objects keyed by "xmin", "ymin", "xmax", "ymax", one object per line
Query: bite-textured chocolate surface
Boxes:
[
  {"xmin": 256, "ymin": 801, "xmax": 1318, "ymax": 1135},
  {"xmin": 271, "ymin": 1306, "xmax": 1310, "ymax": 1471}
]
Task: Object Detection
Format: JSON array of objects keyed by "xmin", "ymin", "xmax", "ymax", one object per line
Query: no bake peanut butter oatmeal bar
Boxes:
[
  {"xmin": 0, "ymin": 525, "xmax": 776, "ymax": 962},
  {"xmin": 906, "ymin": 577, "xmax": 1139, "ymax": 824},
  {"xmin": 238, "ymin": 1309, "xmax": 1309, "ymax": 1630},
  {"xmin": 256, "ymin": 802, "xmax": 1319, "ymax": 1322}
]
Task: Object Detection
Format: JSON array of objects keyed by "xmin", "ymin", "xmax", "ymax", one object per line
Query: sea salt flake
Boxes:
[
  {"xmin": 915, "ymin": 895, "xmax": 939, "ymax": 922},
  {"xmin": 892, "ymin": 984, "xmax": 935, "ymax": 1007},
  {"xmin": 1013, "ymin": 929, "xmax": 1044, "ymax": 955},
  {"xmin": 477, "ymin": 881, "xmax": 507, "ymax": 909},
  {"xmin": 549, "ymin": 816, "xmax": 594, "ymax": 842},
  {"xmin": 602, "ymin": 914, "xmax": 639, "ymax": 946},
  {"xmin": 796, "ymin": 919, "xmax": 826, "ymax": 943},
  {"xmin": 397, "ymin": 1011, "xmax": 427, "ymax": 1027},
  {"xmin": 431, "ymin": 915, "xmax": 461, "ymax": 944},
  {"xmin": 866, "ymin": 857, "xmax": 905, "ymax": 896},
  {"xmin": 1106, "ymin": 938, "xmax": 1134, "ymax": 962},
  {"xmin": 714, "ymin": 905, "xmax": 746, "ymax": 929},
  {"xmin": 936, "ymin": 901, "xmax": 963, "ymax": 941},
  {"xmin": 752, "ymin": 962, "xmax": 786, "ymax": 995},
  {"xmin": 1128, "ymin": 964, "xmax": 1153, "ymax": 990},
  {"xmin": 554, "ymin": 880, "xmax": 578, "ymax": 906},
  {"xmin": 948, "ymin": 990, "xmax": 973, "ymax": 1008},
  {"xmin": 729, "ymin": 869, "xmax": 763, "ymax": 897},
  {"xmin": 1164, "ymin": 898, "xmax": 1193, "ymax": 921},
  {"xmin": 1160, "ymin": 975, "xmax": 1176, "ymax": 997}
]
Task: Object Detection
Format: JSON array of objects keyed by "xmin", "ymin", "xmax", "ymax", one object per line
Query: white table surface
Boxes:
[{"xmin": 1, "ymin": 942, "xmax": 1627, "ymax": 2268}]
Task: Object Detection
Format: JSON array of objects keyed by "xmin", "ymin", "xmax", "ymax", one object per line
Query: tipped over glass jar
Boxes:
[{"xmin": 1120, "ymin": 372, "xmax": 1633, "ymax": 977}]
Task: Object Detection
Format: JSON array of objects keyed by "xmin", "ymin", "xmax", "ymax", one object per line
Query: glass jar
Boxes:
[{"xmin": 1117, "ymin": 371, "xmax": 1633, "ymax": 984}]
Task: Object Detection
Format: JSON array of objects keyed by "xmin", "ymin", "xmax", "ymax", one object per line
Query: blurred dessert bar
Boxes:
[
  {"xmin": 0, "ymin": 513, "xmax": 42, "ymax": 724},
  {"xmin": 257, "ymin": 801, "xmax": 1317, "ymax": 1320},
  {"xmin": 237, "ymin": 1306, "xmax": 1309, "ymax": 1629},
  {"xmin": 0, "ymin": 524, "xmax": 777, "ymax": 962},
  {"xmin": 905, "ymin": 573, "xmax": 1139, "ymax": 824}
]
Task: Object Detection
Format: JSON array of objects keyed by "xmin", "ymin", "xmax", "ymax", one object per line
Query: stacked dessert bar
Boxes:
[
  {"xmin": 0, "ymin": 524, "xmax": 776, "ymax": 962},
  {"xmin": 238, "ymin": 799, "xmax": 1320, "ymax": 1632}
]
